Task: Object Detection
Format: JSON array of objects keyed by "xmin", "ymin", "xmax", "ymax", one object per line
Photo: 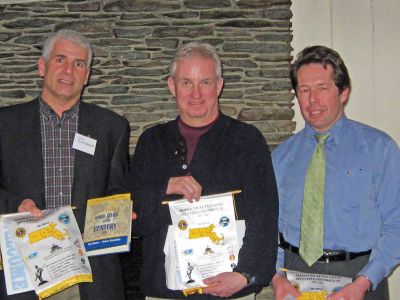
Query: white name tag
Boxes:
[{"xmin": 72, "ymin": 133, "xmax": 97, "ymax": 155}]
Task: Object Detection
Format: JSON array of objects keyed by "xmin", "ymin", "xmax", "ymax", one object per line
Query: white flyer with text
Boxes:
[{"xmin": 166, "ymin": 192, "xmax": 241, "ymax": 290}]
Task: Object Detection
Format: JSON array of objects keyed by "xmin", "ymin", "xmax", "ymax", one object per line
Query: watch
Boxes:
[
  {"xmin": 366, "ymin": 278, "xmax": 374, "ymax": 292},
  {"xmin": 356, "ymin": 275, "xmax": 374, "ymax": 292},
  {"xmin": 238, "ymin": 271, "xmax": 255, "ymax": 286}
]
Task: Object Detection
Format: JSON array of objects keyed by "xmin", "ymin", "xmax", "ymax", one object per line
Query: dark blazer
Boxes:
[{"xmin": 0, "ymin": 98, "xmax": 130, "ymax": 300}]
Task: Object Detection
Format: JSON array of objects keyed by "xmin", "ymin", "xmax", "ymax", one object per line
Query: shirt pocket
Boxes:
[{"xmin": 331, "ymin": 165, "xmax": 373, "ymax": 211}]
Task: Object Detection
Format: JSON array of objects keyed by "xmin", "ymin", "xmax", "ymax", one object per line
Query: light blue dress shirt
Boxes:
[{"xmin": 272, "ymin": 115, "xmax": 400, "ymax": 287}]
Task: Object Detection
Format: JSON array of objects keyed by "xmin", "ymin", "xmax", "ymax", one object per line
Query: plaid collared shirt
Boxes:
[{"xmin": 39, "ymin": 98, "xmax": 79, "ymax": 208}]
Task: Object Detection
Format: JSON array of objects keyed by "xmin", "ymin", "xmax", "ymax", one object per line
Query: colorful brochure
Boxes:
[
  {"xmin": 165, "ymin": 192, "xmax": 243, "ymax": 291},
  {"xmin": 1, "ymin": 206, "xmax": 92, "ymax": 298},
  {"xmin": 83, "ymin": 193, "xmax": 132, "ymax": 256}
]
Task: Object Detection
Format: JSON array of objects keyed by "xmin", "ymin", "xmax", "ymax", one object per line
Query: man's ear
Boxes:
[
  {"xmin": 38, "ymin": 57, "xmax": 46, "ymax": 77},
  {"xmin": 84, "ymin": 70, "xmax": 91, "ymax": 86},
  {"xmin": 216, "ymin": 77, "xmax": 224, "ymax": 97},
  {"xmin": 167, "ymin": 77, "xmax": 177, "ymax": 97},
  {"xmin": 340, "ymin": 87, "xmax": 350, "ymax": 104}
]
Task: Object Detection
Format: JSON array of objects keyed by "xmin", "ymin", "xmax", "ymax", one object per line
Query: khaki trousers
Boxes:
[{"xmin": 45, "ymin": 285, "xmax": 80, "ymax": 300}]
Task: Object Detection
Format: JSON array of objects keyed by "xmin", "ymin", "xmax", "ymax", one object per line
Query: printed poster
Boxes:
[
  {"xmin": 1, "ymin": 206, "xmax": 92, "ymax": 298},
  {"xmin": 286, "ymin": 269, "xmax": 352, "ymax": 300},
  {"xmin": 166, "ymin": 192, "xmax": 242, "ymax": 290}
]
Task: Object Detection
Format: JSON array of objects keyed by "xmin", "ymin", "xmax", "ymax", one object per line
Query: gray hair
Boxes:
[
  {"xmin": 170, "ymin": 42, "xmax": 222, "ymax": 78},
  {"xmin": 41, "ymin": 29, "xmax": 93, "ymax": 66}
]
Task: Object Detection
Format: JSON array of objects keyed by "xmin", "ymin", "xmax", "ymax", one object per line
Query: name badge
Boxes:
[{"xmin": 72, "ymin": 133, "xmax": 97, "ymax": 155}]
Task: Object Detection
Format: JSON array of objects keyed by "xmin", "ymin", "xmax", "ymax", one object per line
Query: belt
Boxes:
[{"xmin": 279, "ymin": 232, "xmax": 372, "ymax": 263}]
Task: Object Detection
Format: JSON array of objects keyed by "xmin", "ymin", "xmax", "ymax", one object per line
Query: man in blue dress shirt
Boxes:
[{"xmin": 271, "ymin": 45, "xmax": 400, "ymax": 300}]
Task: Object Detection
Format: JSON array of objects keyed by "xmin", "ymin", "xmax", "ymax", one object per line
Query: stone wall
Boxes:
[
  {"xmin": 0, "ymin": 0, "xmax": 294, "ymax": 154},
  {"xmin": 0, "ymin": 1, "xmax": 294, "ymax": 298}
]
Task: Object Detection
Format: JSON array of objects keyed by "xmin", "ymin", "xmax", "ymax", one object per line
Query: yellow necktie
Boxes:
[{"xmin": 299, "ymin": 133, "xmax": 329, "ymax": 266}]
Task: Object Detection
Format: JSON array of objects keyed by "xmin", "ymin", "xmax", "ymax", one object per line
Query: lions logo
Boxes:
[
  {"xmin": 178, "ymin": 220, "xmax": 188, "ymax": 231},
  {"xmin": 16, "ymin": 227, "xmax": 26, "ymax": 238}
]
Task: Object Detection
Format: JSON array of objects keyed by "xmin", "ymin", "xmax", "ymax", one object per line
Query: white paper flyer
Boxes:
[
  {"xmin": 166, "ymin": 192, "xmax": 242, "ymax": 290},
  {"xmin": 286, "ymin": 269, "xmax": 352, "ymax": 299},
  {"xmin": 1, "ymin": 206, "xmax": 92, "ymax": 298}
]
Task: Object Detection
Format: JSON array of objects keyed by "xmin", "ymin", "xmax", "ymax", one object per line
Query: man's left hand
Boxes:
[
  {"xmin": 328, "ymin": 276, "xmax": 370, "ymax": 300},
  {"xmin": 18, "ymin": 199, "xmax": 42, "ymax": 217},
  {"xmin": 202, "ymin": 272, "xmax": 247, "ymax": 297}
]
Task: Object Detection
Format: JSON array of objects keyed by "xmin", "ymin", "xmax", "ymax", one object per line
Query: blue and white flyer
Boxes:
[{"xmin": 0, "ymin": 218, "xmax": 34, "ymax": 295}]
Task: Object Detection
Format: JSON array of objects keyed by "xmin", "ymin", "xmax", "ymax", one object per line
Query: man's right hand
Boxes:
[
  {"xmin": 18, "ymin": 199, "xmax": 42, "ymax": 217},
  {"xmin": 166, "ymin": 176, "xmax": 202, "ymax": 202},
  {"xmin": 272, "ymin": 273, "xmax": 301, "ymax": 300}
]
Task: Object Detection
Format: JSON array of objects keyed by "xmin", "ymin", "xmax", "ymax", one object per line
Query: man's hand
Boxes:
[
  {"xmin": 272, "ymin": 273, "xmax": 301, "ymax": 300},
  {"xmin": 202, "ymin": 272, "xmax": 247, "ymax": 297},
  {"xmin": 166, "ymin": 176, "xmax": 202, "ymax": 202},
  {"xmin": 131, "ymin": 211, "xmax": 137, "ymax": 220},
  {"xmin": 327, "ymin": 276, "xmax": 370, "ymax": 300},
  {"xmin": 18, "ymin": 199, "xmax": 42, "ymax": 217}
]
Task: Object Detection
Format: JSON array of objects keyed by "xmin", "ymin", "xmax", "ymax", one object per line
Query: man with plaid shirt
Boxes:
[{"xmin": 0, "ymin": 29, "xmax": 131, "ymax": 300}]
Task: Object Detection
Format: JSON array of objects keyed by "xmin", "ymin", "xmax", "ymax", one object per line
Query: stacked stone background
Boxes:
[
  {"xmin": 0, "ymin": 0, "xmax": 294, "ymax": 154},
  {"xmin": 0, "ymin": 0, "xmax": 294, "ymax": 298}
]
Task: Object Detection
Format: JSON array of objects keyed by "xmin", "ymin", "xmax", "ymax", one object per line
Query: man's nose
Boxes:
[
  {"xmin": 64, "ymin": 62, "xmax": 73, "ymax": 74},
  {"xmin": 309, "ymin": 88, "xmax": 319, "ymax": 104},
  {"xmin": 191, "ymin": 84, "xmax": 201, "ymax": 98}
]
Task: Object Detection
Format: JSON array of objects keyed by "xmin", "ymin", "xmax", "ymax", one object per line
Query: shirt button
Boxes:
[
  {"xmin": 59, "ymin": 168, "xmax": 62, "ymax": 172},
  {"xmin": 182, "ymin": 164, "xmax": 188, "ymax": 170},
  {"xmin": 59, "ymin": 192, "xmax": 63, "ymax": 196}
]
